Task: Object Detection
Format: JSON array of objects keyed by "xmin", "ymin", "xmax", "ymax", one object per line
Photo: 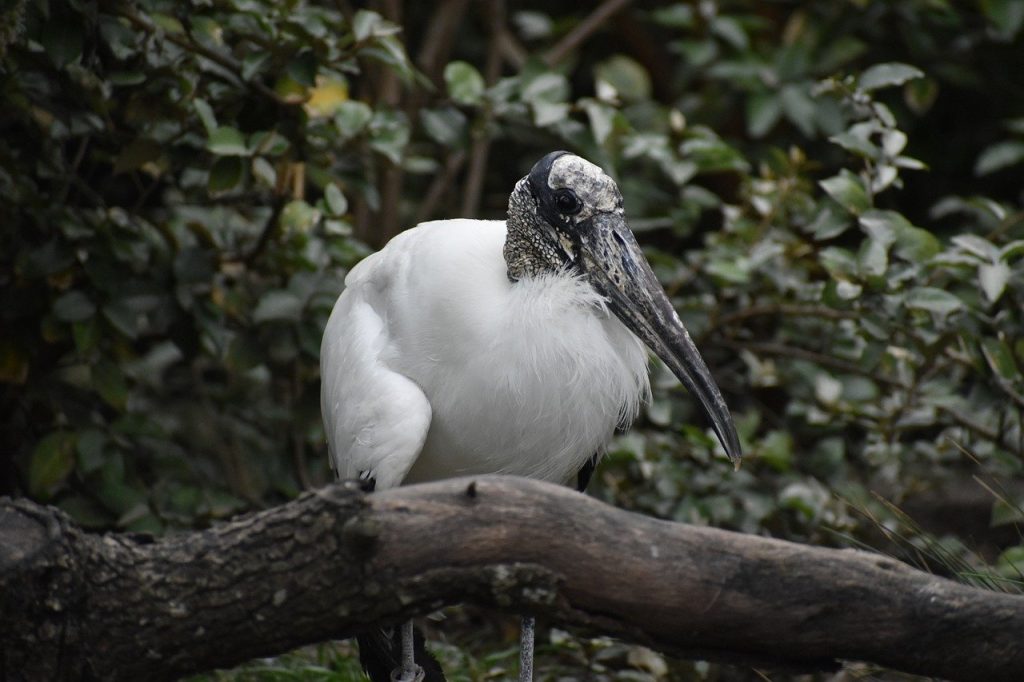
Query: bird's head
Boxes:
[{"xmin": 506, "ymin": 150, "xmax": 742, "ymax": 466}]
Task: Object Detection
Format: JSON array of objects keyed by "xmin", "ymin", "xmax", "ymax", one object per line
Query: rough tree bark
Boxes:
[{"xmin": 2, "ymin": 476, "xmax": 1022, "ymax": 681}]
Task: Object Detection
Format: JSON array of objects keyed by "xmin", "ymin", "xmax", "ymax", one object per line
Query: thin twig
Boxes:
[
  {"xmin": 544, "ymin": 0, "xmax": 634, "ymax": 66},
  {"xmin": 58, "ymin": 136, "xmax": 90, "ymax": 205},
  {"xmin": 415, "ymin": 0, "xmax": 470, "ymax": 85},
  {"xmin": 730, "ymin": 339, "xmax": 1023, "ymax": 456},
  {"xmin": 497, "ymin": 28, "xmax": 528, "ymax": 69},
  {"xmin": 460, "ymin": 0, "xmax": 505, "ymax": 218},
  {"xmin": 415, "ymin": 149, "xmax": 467, "ymax": 225},
  {"xmin": 369, "ymin": 0, "xmax": 405, "ymax": 247},
  {"xmin": 721, "ymin": 339, "xmax": 909, "ymax": 389},
  {"xmin": 698, "ymin": 303, "xmax": 860, "ymax": 345},
  {"xmin": 231, "ymin": 196, "xmax": 286, "ymax": 264},
  {"xmin": 117, "ymin": 5, "xmax": 286, "ymax": 106},
  {"xmin": 939, "ymin": 406, "xmax": 1021, "ymax": 456}
]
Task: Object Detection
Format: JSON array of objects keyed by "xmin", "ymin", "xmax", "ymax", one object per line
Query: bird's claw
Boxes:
[{"xmin": 390, "ymin": 664, "xmax": 425, "ymax": 682}]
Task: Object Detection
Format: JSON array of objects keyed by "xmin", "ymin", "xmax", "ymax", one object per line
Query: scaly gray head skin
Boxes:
[{"xmin": 505, "ymin": 150, "xmax": 742, "ymax": 465}]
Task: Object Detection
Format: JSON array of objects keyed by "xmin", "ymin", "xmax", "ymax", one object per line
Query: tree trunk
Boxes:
[{"xmin": 2, "ymin": 476, "xmax": 1023, "ymax": 681}]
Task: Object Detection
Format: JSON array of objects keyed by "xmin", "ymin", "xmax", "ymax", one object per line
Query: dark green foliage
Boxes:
[{"xmin": 2, "ymin": 0, "xmax": 1024, "ymax": 677}]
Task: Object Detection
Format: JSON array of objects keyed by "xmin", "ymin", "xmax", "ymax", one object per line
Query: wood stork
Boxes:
[{"xmin": 321, "ymin": 151, "xmax": 741, "ymax": 682}]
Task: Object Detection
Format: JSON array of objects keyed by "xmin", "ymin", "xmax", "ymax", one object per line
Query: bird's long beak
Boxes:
[{"xmin": 579, "ymin": 212, "xmax": 742, "ymax": 466}]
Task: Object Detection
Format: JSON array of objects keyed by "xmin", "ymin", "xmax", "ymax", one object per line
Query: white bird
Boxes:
[{"xmin": 321, "ymin": 151, "xmax": 741, "ymax": 682}]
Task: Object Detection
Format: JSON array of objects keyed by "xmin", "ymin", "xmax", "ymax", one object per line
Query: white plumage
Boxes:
[
  {"xmin": 321, "ymin": 151, "xmax": 740, "ymax": 682},
  {"xmin": 321, "ymin": 218, "xmax": 650, "ymax": 490}
]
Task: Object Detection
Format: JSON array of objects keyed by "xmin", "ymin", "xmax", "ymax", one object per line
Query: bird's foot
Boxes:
[{"xmin": 390, "ymin": 664, "xmax": 425, "ymax": 682}]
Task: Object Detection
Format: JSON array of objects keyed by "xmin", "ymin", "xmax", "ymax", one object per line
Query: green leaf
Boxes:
[
  {"xmin": 531, "ymin": 100, "xmax": 570, "ymax": 127},
  {"xmin": 252, "ymin": 157, "xmax": 277, "ymax": 188},
  {"xmin": 859, "ymin": 62, "xmax": 924, "ymax": 91},
  {"xmin": 242, "ymin": 52, "xmax": 270, "ymax": 81},
  {"xmin": 594, "ymin": 55, "xmax": 652, "ymax": 102},
  {"xmin": 419, "ymin": 107, "xmax": 467, "ymax": 147},
  {"xmin": 41, "ymin": 8, "xmax": 84, "ymax": 68},
  {"xmin": 72, "ymin": 318, "xmax": 99, "ymax": 353},
  {"xmin": 113, "ymin": 138, "xmax": 163, "ymax": 175},
  {"xmin": 981, "ymin": 0, "xmax": 1024, "ymax": 39},
  {"xmin": 521, "ymin": 72, "xmax": 569, "ymax": 104},
  {"xmin": 581, "ymin": 99, "xmax": 616, "ymax": 145},
  {"xmin": 151, "ymin": 13, "xmax": 184, "ymax": 33},
  {"xmin": 806, "ymin": 206, "xmax": 851, "ymax": 240},
  {"xmin": 981, "ymin": 337, "xmax": 1019, "ymax": 380},
  {"xmin": 0, "ymin": 339, "xmax": 28, "ymax": 384},
  {"xmin": 54, "ymin": 291, "xmax": 96, "ymax": 322},
  {"xmin": 207, "ymin": 156, "xmax": 244, "ymax": 195},
  {"xmin": 360, "ymin": 36, "xmax": 416, "ymax": 85},
  {"xmin": 29, "ymin": 432, "xmax": 77, "ymax": 499},
  {"xmin": 92, "ymin": 360, "xmax": 128, "ymax": 410},
  {"xmin": 368, "ymin": 110, "xmax": 410, "ymax": 164},
  {"xmin": 991, "ymin": 501, "xmax": 1024, "ymax": 528},
  {"xmin": 286, "ymin": 51, "xmax": 318, "ymax": 87},
  {"xmin": 979, "ymin": 262, "xmax": 1010, "ymax": 303},
  {"xmin": 860, "ymin": 210, "xmax": 939, "ymax": 263},
  {"xmin": 76, "ymin": 429, "xmax": 108, "ymax": 475},
  {"xmin": 905, "ymin": 76, "xmax": 939, "ymax": 114},
  {"xmin": 759, "ymin": 430, "xmax": 794, "ymax": 472},
  {"xmin": 820, "ymin": 170, "xmax": 871, "ymax": 215},
  {"xmin": 173, "ymin": 247, "xmax": 215, "ymax": 285},
  {"xmin": 59, "ymin": 495, "xmax": 112, "ymax": 528},
  {"xmin": 710, "ymin": 15, "xmax": 749, "ymax": 50},
  {"xmin": 835, "ymin": 280, "xmax": 863, "ymax": 300},
  {"xmin": 323, "ymin": 183, "xmax": 349, "ymax": 216},
  {"xmin": 858, "ymin": 237, "xmax": 889, "ymax": 278},
  {"xmin": 881, "ymin": 129, "xmax": 908, "ymax": 157},
  {"xmin": 207, "ymin": 126, "xmax": 249, "ymax": 156},
  {"xmin": 681, "ymin": 138, "xmax": 749, "ymax": 173},
  {"xmin": 905, "ymin": 287, "xmax": 963, "ymax": 316},
  {"xmin": 778, "ymin": 481, "xmax": 826, "ymax": 521},
  {"xmin": 248, "ymin": 131, "xmax": 291, "ymax": 157},
  {"xmin": 894, "ymin": 225, "xmax": 940, "ymax": 263},
  {"xmin": 779, "ymin": 84, "xmax": 816, "ymax": 137},
  {"xmin": 334, "ymin": 101, "xmax": 374, "ymax": 139},
  {"xmin": 1000, "ymin": 240, "xmax": 1024, "ymax": 261},
  {"xmin": 974, "ymin": 141, "xmax": 1024, "ymax": 176},
  {"xmin": 444, "ymin": 61, "xmax": 485, "ymax": 106},
  {"xmin": 953, "ymin": 234, "xmax": 999, "ymax": 260},
  {"xmin": 995, "ymin": 546, "xmax": 1024, "ymax": 577},
  {"xmin": 102, "ymin": 300, "xmax": 138, "ymax": 339},
  {"xmin": 830, "ymin": 125, "xmax": 879, "ymax": 159},
  {"xmin": 706, "ymin": 257, "xmax": 750, "ymax": 284},
  {"xmin": 746, "ymin": 92, "xmax": 782, "ymax": 138},
  {"xmin": 194, "ymin": 98, "xmax": 217, "ymax": 134},
  {"xmin": 353, "ymin": 10, "xmax": 386, "ymax": 41},
  {"xmin": 820, "ymin": 246, "xmax": 858, "ymax": 279},
  {"xmin": 253, "ymin": 290, "xmax": 304, "ymax": 323},
  {"xmin": 279, "ymin": 200, "xmax": 321, "ymax": 234},
  {"xmin": 651, "ymin": 5, "xmax": 694, "ymax": 28}
]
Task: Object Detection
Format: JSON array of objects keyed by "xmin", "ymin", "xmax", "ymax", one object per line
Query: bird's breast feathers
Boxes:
[{"xmin": 360, "ymin": 220, "xmax": 651, "ymax": 485}]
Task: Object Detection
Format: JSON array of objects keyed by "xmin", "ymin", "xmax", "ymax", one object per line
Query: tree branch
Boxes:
[
  {"xmin": 117, "ymin": 5, "xmax": 287, "ymax": 106},
  {"xmin": 3, "ymin": 477, "xmax": 1023, "ymax": 681},
  {"xmin": 544, "ymin": 0, "xmax": 634, "ymax": 66}
]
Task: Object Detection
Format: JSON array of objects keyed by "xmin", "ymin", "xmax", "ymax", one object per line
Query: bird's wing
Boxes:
[{"xmin": 320, "ymin": 256, "xmax": 432, "ymax": 490}]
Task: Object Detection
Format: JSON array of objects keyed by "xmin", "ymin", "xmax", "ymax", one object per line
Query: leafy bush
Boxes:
[{"xmin": 3, "ymin": 0, "xmax": 1023, "ymax": 677}]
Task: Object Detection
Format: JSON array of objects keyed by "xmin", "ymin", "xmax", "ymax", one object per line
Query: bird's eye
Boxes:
[{"xmin": 554, "ymin": 189, "xmax": 583, "ymax": 216}]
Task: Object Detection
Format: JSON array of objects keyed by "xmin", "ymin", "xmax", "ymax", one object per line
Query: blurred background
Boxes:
[{"xmin": 2, "ymin": 0, "xmax": 1023, "ymax": 679}]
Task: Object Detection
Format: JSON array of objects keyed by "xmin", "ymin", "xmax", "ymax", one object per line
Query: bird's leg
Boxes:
[
  {"xmin": 576, "ymin": 452, "xmax": 600, "ymax": 493},
  {"xmin": 390, "ymin": 619, "xmax": 424, "ymax": 682},
  {"xmin": 519, "ymin": 616, "xmax": 535, "ymax": 682},
  {"xmin": 357, "ymin": 470, "xmax": 377, "ymax": 492}
]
